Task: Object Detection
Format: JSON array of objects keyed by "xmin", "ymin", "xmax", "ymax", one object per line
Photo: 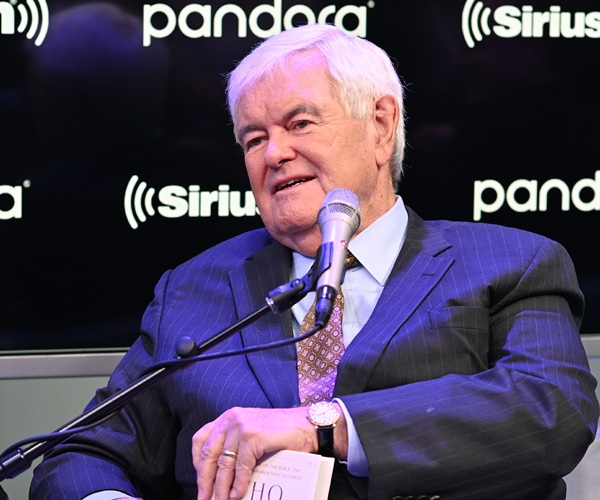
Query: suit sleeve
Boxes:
[
  {"xmin": 340, "ymin": 237, "xmax": 599, "ymax": 499},
  {"xmin": 29, "ymin": 229, "xmax": 277, "ymax": 500},
  {"xmin": 30, "ymin": 270, "xmax": 180, "ymax": 500}
]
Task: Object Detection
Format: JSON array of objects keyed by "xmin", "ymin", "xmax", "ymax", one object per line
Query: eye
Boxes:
[
  {"xmin": 294, "ymin": 120, "xmax": 311, "ymax": 129},
  {"xmin": 244, "ymin": 136, "xmax": 263, "ymax": 152}
]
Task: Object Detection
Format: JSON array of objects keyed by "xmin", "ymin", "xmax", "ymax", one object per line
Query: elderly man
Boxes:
[{"xmin": 31, "ymin": 23, "xmax": 598, "ymax": 500}]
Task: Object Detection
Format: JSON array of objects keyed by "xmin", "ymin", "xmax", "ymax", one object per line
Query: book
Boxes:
[{"xmin": 211, "ymin": 450, "xmax": 334, "ymax": 500}]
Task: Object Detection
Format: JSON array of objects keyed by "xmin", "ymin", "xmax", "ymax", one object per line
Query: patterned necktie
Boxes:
[{"xmin": 297, "ymin": 252, "xmax": 359, "ymax": 406}]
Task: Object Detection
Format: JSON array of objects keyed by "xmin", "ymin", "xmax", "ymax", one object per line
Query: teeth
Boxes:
[{"xmin": 279, "ymin": 178, "xmax": 310, "ymax": 191}]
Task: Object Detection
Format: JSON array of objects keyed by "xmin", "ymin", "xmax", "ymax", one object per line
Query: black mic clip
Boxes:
[
  {"xmin": 267, "ymin": 243, "xmax": 349, "ymax": 329},
  {"xmin": 265, "ymin": 242, "xmax": 346, "ymax": 316},
  {"xmin": 265, "ymin": 269, "xmax": 315, "ymax": 315}
]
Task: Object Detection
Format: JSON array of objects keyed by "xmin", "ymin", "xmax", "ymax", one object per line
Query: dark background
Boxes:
[{"xmin": 1, "ymin": 0, "xmax": 598, "ymax": 352}]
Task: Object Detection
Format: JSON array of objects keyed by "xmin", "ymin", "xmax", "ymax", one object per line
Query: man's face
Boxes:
[{"xmin": 235, "ymin": 51, "xmax": 393, "ymax": 256}]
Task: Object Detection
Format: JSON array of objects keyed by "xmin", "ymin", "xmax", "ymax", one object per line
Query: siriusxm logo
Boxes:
[
  {"xmin": 142, "ymin": 0, "xmax": 373, "ymax": 46},
  {"xmin": 473, "ymin": 171, "xmax": 600, "ymax": 221},
  {"xmin": 124, "ymin": 175, "xmax": 258, "ymax": 229},
  {"xmin": 0, "ymin": 0, "xmax": 48, "ymax": 45},
  {"xmin": 462, "ymin": 0, "xmax": 600, "ymax": 48},
  {"xmin": 0, "ymin": 180, "xmax": 30, "ymax": 220}
]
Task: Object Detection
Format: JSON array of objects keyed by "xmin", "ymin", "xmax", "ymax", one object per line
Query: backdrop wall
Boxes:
[{"xmin": 1, "ymin": 0, "xmax": 599, "ymax": 354}]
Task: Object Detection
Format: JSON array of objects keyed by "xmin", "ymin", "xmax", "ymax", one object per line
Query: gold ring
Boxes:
[{"xmin": 222, "ymin": 449, "xmax": 238, "ymax": 459}]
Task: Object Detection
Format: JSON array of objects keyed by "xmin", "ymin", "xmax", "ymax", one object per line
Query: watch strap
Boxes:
[{"xmin": 315, "ymin": 424, "xmax": 335, "ymax": 457}]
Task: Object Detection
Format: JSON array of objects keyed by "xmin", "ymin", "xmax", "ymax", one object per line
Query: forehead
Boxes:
[{"xmin": 234, "ymin": 52, "xmax": 338, "ymax": 127}]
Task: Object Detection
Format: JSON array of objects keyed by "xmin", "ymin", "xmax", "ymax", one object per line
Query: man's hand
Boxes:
[{"xmin": 192, "ymin": 406, "xmax": 320, "ymax": 500}]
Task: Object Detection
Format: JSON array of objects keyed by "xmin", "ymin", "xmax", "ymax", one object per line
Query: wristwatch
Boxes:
[{"xmin": 307, "ymin": 401, "xmax": 340, "ymax": 457}]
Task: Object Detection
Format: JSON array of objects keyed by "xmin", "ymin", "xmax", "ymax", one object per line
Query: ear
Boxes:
[{"xmin": 372, "ymin": 94, "xmax": 399, "ymax": 168}]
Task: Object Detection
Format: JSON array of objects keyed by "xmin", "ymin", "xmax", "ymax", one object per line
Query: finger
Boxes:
[
  {"xmin": 213, "ymin": 444, "xmax": 240, "ymax": 500},
  {"xmin": 191, "ymin": 421, "xmax": 214, "ymax": 470},
  {"xmin": 228, "ymin": 448, "xmax": 257, "ymax": 500},
  {"xmin": 193, "ymin": 422, "xmax": 226, "ymax": 500},
  {"xmin": 196, "ymin": 445, "xmax": 223, "ymax": 500}
]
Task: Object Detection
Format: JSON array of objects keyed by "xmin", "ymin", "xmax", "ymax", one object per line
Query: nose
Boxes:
[{"xmin": 264, "ymin": 130, "xmax": 296, "ymax": 168}]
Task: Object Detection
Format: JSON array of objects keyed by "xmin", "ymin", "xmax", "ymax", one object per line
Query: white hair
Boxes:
[{"xmin": 226, "ymin": 23, "xmax": 406, "ymax": 187}]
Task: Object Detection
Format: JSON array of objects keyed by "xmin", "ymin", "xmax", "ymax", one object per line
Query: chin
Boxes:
[{"xmin": 269, "ymin": 221, "xmax": 321, "ymax": 255}]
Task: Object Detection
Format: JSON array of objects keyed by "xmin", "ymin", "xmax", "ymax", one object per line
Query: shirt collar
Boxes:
[{"xmin": 291, "ymin": 196, "xmax": 408, "ymax": 286}]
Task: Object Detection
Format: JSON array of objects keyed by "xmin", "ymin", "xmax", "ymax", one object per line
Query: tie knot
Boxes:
[{"xmin": 345, "ymin": 251, "xmax": 360, "ymax": 269}]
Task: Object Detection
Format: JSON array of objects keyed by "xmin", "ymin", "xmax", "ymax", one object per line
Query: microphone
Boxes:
[{"xmin": 313, "ymin": 188, "xmax": 361, "ymax": 328}]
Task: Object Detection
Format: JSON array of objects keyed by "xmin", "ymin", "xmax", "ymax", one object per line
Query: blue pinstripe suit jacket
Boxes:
[{"xmin": 31, "ymin": 208, "xmax": 599, "ymax": 500}]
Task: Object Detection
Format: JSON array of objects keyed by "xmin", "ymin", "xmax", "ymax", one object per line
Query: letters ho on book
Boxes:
[{"xmin": 212, "ymin": 449, "xmax": 334, "ymax": 500}]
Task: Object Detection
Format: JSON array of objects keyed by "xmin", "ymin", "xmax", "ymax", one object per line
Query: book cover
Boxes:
[{"xmin": 212, "ymin": 450, "xmax": 334, "ymax": 500}]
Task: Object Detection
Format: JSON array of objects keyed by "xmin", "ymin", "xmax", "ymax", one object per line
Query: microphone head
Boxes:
[{"xmin": 318, "ymin": 188, "xmax": 361, "ymax": 234}]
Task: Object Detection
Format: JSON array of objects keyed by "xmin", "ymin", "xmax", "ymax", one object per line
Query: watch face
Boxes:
[{"xmin": 308, "ymin": 402, "xmax": 340, "ymax": 426}]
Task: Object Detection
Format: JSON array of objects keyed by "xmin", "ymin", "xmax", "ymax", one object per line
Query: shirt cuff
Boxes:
[
  {"xmin": 82, "ymin": 491, "xmax": 138, "ymax": 500},
  {"xmin": 333, "ymin": 398, "xmax": 369, "ymax": 477}
]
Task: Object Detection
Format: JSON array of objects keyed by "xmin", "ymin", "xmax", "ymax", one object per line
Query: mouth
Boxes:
[{"xmin": 275, "ymin": 177, "xmax": 314, "ymax": 192}]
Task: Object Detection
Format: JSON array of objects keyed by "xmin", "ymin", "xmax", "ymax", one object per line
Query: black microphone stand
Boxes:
[{"xmin": 0, "ymin": 263, "xmax": 325, "ymax": 496}]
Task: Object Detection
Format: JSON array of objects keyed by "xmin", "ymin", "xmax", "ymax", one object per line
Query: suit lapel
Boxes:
[
  {"xmin": 336, "ymin": 208, "xmax": 455, "ymax": 396},
  {"xmin": 229, "ymin": 239, "xmax": 300, "ymax": 408}
]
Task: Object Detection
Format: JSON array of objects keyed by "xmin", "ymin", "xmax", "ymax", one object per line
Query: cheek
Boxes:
[
  {"xmin": 245, "ymin": 158, "xmax": 265, "ymax": 189},
  {"xmin": 327, "ymin": 130, "xmax": 372, "ymax": 172},
  {"xmin": 244, "ymin": 167, "xmax": 274, "ymax": 221}
]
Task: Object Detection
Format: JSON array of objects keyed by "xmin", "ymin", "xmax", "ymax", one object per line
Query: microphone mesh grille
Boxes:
[
  {"xmin": 328, "ymin": 202, "xmax": 355, "ymax": 218},
  {"xmin": 318, "ymin": 188, "xmax": 361, "ymax": 232}
]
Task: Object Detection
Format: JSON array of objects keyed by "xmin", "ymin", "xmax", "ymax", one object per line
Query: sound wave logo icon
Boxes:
[
  {"xmin": 124, "ymin": 175, "xmax": 258, "ymax": 229},
  {"xmin": 124, "ymin": 175, "xmax": 156, "ymax": 230},
  {"xmin": 462, "ymin": 0, "xmax": 492, "ymax": 48},
  {"xmin": 0, "ymin": 0, "xmax": 49, "ymax": 46}
]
